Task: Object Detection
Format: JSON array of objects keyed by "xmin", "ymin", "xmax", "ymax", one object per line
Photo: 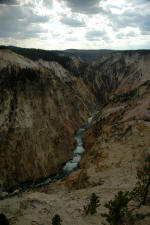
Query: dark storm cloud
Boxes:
[
  {"xmin": 60, "ymin": 17, "xmax": 85, "ymax": 27},
  {"xmin": 62, "ymin": 0, "xmax": 105, "ymax": 14},
  {"xmin": 85, "ymin": 30, "xmax": 108, "ymax": 41},
  {"xmin": 0, "ymin": 0, "xmax": 18, "ymax": 5},
  {"xmin": 0, "ymin": 4, "xmax": 49, "ymax": 39}
]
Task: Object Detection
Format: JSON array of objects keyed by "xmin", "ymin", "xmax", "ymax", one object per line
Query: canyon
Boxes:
[
  {"xmin": 0, "ymin": 47, "xmax": 150, "ymax": 225},
  {"xmin": 0, "ymin": 48, "xmax": 98, "ymax": 190}
]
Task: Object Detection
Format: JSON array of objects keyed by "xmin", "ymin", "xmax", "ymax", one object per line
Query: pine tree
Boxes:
[
  {"xmin": 0, "ymin": 213, "xmax": 9, "ymax": 225},
  {"xmin": 84, "ymin": 193, "xmax": 100, "ymax": 215},
  {"xmin": 131, "ymin": 156, "xmax": 150, "ymax": 206},
  {"xmin": 52, "ymin": 214, "xmax": 62, "ymax": 225},
  {"xmin": 101, "ymin": 191, "xmax": 131, "ymax": 225}
]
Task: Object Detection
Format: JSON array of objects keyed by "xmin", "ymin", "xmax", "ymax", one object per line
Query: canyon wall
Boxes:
[
  {"xmin": 0, "ymin": 49, "xmax": 97, "ymax": 189},
  {"xmin": 74, "ymin": 51, "xmax": 150, "ymax": 193}
]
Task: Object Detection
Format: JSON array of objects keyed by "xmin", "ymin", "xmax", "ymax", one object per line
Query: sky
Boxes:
[{"xmin": 0, "ymin": 0, "xmax": 150, "ymax": 50}]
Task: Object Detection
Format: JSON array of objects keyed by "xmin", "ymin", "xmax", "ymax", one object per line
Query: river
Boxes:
[
  {"xmin": 33, "ymin": 110, "xmax": 99, "ymax": 188},
  {"xmin": 4, "ymin": 110, "xmax": 99, "ymax": 195}
]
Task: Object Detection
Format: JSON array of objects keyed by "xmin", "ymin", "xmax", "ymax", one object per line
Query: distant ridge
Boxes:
[
  {"xmin": 0, "ymin": 45, "xmax": 150, "ymax": 64},
  {"xmin": 0, "ymin": 45, "xmax": 116, "ymax": 63},
  {"xmin": 64, "ymin": 49, "xmax": 118, "ymax": 63}
]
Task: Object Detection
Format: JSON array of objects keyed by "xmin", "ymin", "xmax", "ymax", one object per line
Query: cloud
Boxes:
[
  {"xmin": 0, "ymin": 0, "xmax": 149, "ymax": 50},
  {"xmin": 0, "ymin": 0, "xmax": 18, "ymax": 5},
  {"xmin": 116, "ymin": 31, "xmax": 137, "ymax": 39},
  {"xmin": 66, "ymin": 37, "xmax": 79, "ymax": 41},
  {"xmin": 62, "ymin": 0, "xmax": 105, "ymax": 14},
  {"xmin": 139, "ymin": 15, "xmax": 150, "ymax": 34},
  {"xmin": 27, "ymin": 12, "xmax": 50, "ymax": 23},
  {"xmin": 0, "ymin": 4, "xmax": 49, "ymax": 39},
  {"xmin": 60, "ymin": 17, "xmax": 85, "ymax": 27},
  {"xmin": 128, "ymin": 0, "xmax": 150, "ymax": 4},
  {"xmin": 12, "ymin": 25, "xmax": 48, "ymax": 40},
  {"xmin": 108, "ymin": 5, "xmax": 150, "ymax": 35},
  {"xmin": 85, "ymin": 30, "xmax": 108, "ymax": 41},
  {"xmin": 42, "ymin": 0, "xmax": 53, "ymax": 8}
]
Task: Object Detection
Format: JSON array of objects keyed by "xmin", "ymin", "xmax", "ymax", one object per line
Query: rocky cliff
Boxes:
[
  {"xmin": 73, "ymin": 51, "xmax": 150, "ymax": 192},
  {"xmin": 0, "ymin": 49, "xmax": 97, "ymax": 190}
]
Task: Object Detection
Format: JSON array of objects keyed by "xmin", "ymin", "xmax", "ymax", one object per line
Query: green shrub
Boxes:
[
  {"xmin": 0, "ymin": 213, "xmax": 9, "ymax": 225},
  {"xmin": 130, "ymin": 156, "xmax": 150, "ymax": 206},
  {"xmin": 101, "ymin": 191, "xmax": 131, "ymax": 225},
  {"xmin": 52, "ymin": 214, "xmax": 62, "ymax": 225},
  {"xmin": 84, "ymin": 193, "xmax": 100, "ymax": 215}
]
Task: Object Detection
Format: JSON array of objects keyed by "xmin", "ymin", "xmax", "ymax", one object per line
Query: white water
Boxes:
[{"xmin": 62, "ymin": 111, "xmax": 99, "ymax": 175}]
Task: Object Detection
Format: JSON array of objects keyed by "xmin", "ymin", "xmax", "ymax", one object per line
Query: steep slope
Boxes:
[
  {"xmin": 0, "ymin": 49, "xmax": 97, "ymax": 190},
  {"xmin": 72, "ymin": 51, "xmax": 150, "ymax": 194},
  {"xmin": 83, "ymin": 50, "xmax": 150, "ymax": 103}
]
